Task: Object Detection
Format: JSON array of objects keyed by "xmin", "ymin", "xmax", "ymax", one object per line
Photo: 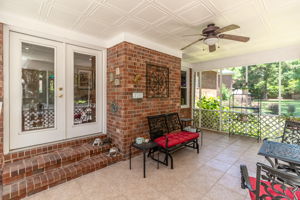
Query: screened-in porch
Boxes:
[{"xmin": 192, "ymin": 59, "xmax": 300, "ymax": 140}]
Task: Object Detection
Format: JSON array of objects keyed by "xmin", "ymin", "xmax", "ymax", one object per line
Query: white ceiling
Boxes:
[{"xmin": 1, "ymin": 0, "xmax": 300, "ymax": 63}]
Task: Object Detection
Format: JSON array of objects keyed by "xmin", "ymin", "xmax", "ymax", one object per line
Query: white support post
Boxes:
[
  {"xmin": 219, "ymin": 69, "xmax": 223, "ymax": 131},
  {"xmin": 278, "ymin": 62, "xmax": 282, "ymax": 116},
  {"xmin": 199, "ymin": 71, "xmax": 202, "ymax": 128}
]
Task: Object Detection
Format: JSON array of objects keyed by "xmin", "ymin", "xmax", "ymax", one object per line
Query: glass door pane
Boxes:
[
  {"xmin": 73, "ymin": 52, "xmax": 96, "ymax": 125},
  {"xmin": 21, "ymin": 42, "xmax": 55, "ymax": 131}
]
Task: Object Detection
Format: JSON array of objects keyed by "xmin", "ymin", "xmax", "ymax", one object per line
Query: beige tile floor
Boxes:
[{"xmin": 25, "ymin": 131, "xmax": 268, "ymax": 200}]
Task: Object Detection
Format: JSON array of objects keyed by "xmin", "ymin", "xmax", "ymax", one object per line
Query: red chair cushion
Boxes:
[
  {"xmin": 248, "ymin": 177, "xmax": 300, "ymax": 200},
  {"xmin": 154, "ymin": 131, "xmax": 199, "ymax": 148}
]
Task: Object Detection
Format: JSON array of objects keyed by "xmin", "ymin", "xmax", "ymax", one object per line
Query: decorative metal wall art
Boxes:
[{"xmin": 146, "ymin": 64, "xmax": 169, "ymax": 98}]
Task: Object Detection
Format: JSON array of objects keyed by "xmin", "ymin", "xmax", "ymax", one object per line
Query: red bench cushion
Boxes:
[
  {"xmin": 154, "ymin": 131, "xmax": 199, "ymax": 148},
  {"xmin": 248, "ymin": 177, "xmax": 300, "ymax": 200}
]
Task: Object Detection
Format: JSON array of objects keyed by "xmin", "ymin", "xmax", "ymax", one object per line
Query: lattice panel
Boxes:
[
  {"xmin": 200, "ymin": 110, "xmax": 220, "ymax": 131},
  {"xmin": 229, "ymin": 113, "xmax": 260, "ymax": 138},
  {"xmin": 260, "ymin": 115, "xmax": 285, "ymax": 139},
  {"xmin": 221, "ymin": 111, "xmax": 233, "ymax": 132},
  {"xmin": 193, "ymin": 109, "xmax": 286, "ymax": 140}
]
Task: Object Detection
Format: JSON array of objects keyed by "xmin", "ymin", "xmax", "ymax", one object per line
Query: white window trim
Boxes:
[
  {"xmin": 181, "ymin": 67, "xmax": 190, "ymax": 108},
  {"xmin": 3, "ymin": 25, "xmax": 107, "ymax": 153}
]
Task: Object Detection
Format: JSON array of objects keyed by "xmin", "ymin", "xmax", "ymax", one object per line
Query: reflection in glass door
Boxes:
[
  {"xmin": 10, "ymin": 32, "xmax": 65, "ymax": 150},
  {"xmin": 73, "ymin": 53, "xmax": 96, "ymax": 125},
  {"xmin": 67, "ymin": 45, "xmax": 103, "ymax": 138},
  {"xmin": 21, "ymin": 43, "xmax": 55, "ymax": 131}
]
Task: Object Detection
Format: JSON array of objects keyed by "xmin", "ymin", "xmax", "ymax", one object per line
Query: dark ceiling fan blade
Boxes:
[
  {"xmin": 216, "ymin": 24, "xmax": 240, "ymax": 34},
  {"xmin": 209, "ymin": 44, "xmax": 216, "ymax": 52},
  {"xmin": 180, "ymin": 38, "xmax": 204, "ymax": 50},
  {"xmin": 219, "ymin": 34, "xmax": 250, "ymax": 42},
  {"xmin": 182, "ymin": 34, "xmax": 203, "ymax": 37}
]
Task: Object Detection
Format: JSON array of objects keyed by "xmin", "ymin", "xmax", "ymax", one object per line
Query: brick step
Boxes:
[
  {"xmin": 2, "ymin": 143, "xmax": 114, "ymax": 185},
  {"xmin": 2, "ymin": 153, "xmax": 123, "ymax": 200}
]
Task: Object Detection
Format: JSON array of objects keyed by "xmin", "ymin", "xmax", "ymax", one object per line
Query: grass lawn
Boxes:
[{"xmin": 261, "ymin": 99, "xmax": 300, "ymax": 117}]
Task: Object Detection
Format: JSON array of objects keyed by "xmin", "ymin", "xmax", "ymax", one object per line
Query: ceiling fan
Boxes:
[{"xmin": 181, "ymin": 23, "xmax": 250, "ymax": 52}]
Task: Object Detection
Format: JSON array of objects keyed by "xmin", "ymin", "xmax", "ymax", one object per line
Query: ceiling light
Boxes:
[
  {"xmin": 25, "ymin": 47, "xmax": 29, "ymax": 50},
  {"xmin": 204, "ymin": 36, "xmax": 219, "ymax": 46}
]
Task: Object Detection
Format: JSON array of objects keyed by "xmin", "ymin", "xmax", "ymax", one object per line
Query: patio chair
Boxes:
[
  {"xmin": 240, "ymin": 162, "xmax": 300, "ymax": 200},
  {"xmin": 281, "ymin": 120, "xmax": 300, "ymax": 145},
  {"xmin": 265, "ymin": 120, "xmax": 300, "ymax": 145}
]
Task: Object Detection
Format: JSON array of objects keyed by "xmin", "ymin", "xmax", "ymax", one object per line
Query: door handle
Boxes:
[{"xmin": 58, "ymin": 94, "xmax": 63, "ymax": 98}]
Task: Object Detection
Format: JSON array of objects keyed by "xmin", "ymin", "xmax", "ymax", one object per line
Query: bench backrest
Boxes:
[
  {"xmin": 282, "ymin": 120, "xmax": 300, "ymax": 145},
  {"xmin": 165, "ymin": 113, "xmax": 183, "ymax": 133},
  {"xmin": 147, "ymin": 114, "xmax": 169, "ymax": 140},
  {"xmin": 147, "ymin": 113, "xmax": 183, "ymax": 140}
]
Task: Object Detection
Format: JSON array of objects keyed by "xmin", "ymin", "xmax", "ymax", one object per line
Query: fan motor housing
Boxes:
[{"xmin": 202, "ymin": 23, "xmax": 219, "ymax": 35}]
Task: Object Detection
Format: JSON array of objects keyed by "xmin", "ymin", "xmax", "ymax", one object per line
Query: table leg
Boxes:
[
  {"xmin": 143, "ymin": 151, "xmax": 146, "ymax": 178},
  {"xmin": 157, "ymin": 151, "xmax": 159, "ymax": 169},
  {"xmin": 129, "ymin": 145, "xmax": 132, "ymax": 170},
  {"xmin": 265, "ymin": 156, "xmax": 275, "ymax": 168}
]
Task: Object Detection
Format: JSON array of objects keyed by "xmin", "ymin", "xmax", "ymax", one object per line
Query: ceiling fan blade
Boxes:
[
  {"xmin": 180, "ymin": 38, "xmax": 204, "ymax": 50},
  {"xmin": 216, "ymin": 24, "xmax": 240, "ymax": 34},
  {"xmin": 209, "ymin": 44, "xmax": 216, "ymax": 52},
  {"xmin": 182, "ymin": 34, "xmax": 203, "ymax": 37},
  {"xmin": 219, "ymin": 34, "xmax": 250, "ymax": 42}
]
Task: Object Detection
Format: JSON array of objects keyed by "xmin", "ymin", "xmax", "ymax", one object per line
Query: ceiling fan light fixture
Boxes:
[{"xmin": 204, "ymin": 36, "xmax": 219, "ymax": 46}]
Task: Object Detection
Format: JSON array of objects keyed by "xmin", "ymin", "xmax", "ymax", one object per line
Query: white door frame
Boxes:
[{"xmin": 9, "ymin": 32, "xmax": 66, "ymax": 150}]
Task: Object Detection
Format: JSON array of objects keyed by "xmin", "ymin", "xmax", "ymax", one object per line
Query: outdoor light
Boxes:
[{"xmin": 203, "ymin": 35, "xmax": 219, "ymax": 46}]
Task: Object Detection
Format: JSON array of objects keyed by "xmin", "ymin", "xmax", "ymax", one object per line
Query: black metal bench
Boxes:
[{"xmin": 147, "ymin": 113, "xmax": 202, "ymax": 169}]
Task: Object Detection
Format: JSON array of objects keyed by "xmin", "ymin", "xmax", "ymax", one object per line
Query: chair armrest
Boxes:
[
  {"xmin": 240, "ymin": 165, "xmax": 254, "ymax": 191},
  {"xmin": 165, "ymin": 135, "xmax": 169, "ymax": 148}
]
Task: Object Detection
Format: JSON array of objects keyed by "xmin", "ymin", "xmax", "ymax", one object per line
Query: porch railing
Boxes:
[{"xmin": 193, "ymin": 109, "xmax": 286, "ymax": 139}]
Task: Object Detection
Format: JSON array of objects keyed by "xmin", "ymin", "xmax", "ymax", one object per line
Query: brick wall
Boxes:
[{"xmin": 107, "ymin": 42, "xmax": 182, "ymax": 156}]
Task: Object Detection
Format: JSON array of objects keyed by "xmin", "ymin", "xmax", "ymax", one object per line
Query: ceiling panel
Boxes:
[
  {"xmin": 209, "ymin": 0, "xmax": 249, "ymax": 12},
  {"xmin": 105, "ymin": 0, "xmax": 145, "ymax": 13},
  {"xmin": 47, "ymin": 6, "xmax": 79, "ymax": 28},
  {"xmin": 88, "ymin": 5, "xmax": 123, "ymax": 25},
  {"xmin": 134, "ymin": 5, "xmax": 168, "ymax": 24},
  {"xmin": 178, "ymin": 3, "xmax": 214, "ymax": 25},
  {"xmin": 0, "ymin": 0, "xmax": 41, "ymax": 19},
  {"xmin": 54, "ymin": 0, "xmax": 93, "ymax": 13},
  {"xmin": 155, "ymin": 18, "xmax": 186, "ymax": 33},
  {"xmin": 116, "ymin": 18, "xmax": 147, "ymax": 34},
  {"xmin": 2, "ymin": 0, "xmax": 300, "ymax": 64},
  {"xmin": 155, "ymin": 0, "xmax": 197, "ymax": 12},
  {"xmin": 77, "ymin": 19, "xmax": 108, "ymax": 37}
]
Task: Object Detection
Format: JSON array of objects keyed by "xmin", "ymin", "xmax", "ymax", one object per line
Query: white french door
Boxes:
[
  {"xmin": 10, "ymin": 32, "xmax": 66, "ymax": 149},
  {"xmin": 9, "ymin": 32, "xmax": 103, "ymax": 150},
  {"xmin": 66, "ymin": 45, "xmax": 103, "ymax": 138}
]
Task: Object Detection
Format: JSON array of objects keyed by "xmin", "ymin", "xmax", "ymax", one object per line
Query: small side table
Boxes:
[
  {"xmin": 181, "ymin": 118, "xmax": 193, "ymax": 128},
  {"xmin": 129, "ymin": 141, "xmax": 159, "ymax": 178}
]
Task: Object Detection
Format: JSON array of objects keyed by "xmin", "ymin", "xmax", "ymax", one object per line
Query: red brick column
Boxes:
[{"xmin": 107, "ymin": 42, "xmax": 181, "ymax": 156}]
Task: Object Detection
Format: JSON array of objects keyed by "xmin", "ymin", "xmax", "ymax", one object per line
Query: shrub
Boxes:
[
  {"xmin": 287, "ymin": 104, "xmax": 296, "ymax": 116},
  {"xmin": 197, "ymin": 96, "xmax": 220, "ymax": 110},
  {"xmin": 268, "ymin": 103, "xmax": 279, "ymax": 115}
]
